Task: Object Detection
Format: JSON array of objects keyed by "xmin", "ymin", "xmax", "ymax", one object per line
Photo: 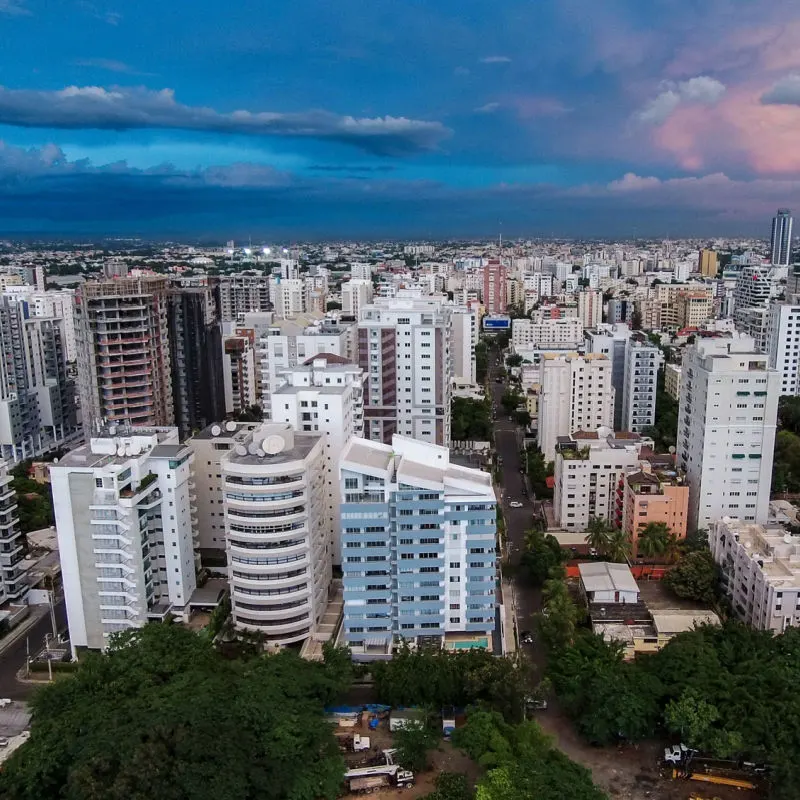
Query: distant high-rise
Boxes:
[
  {"xmin": 482, "ymin": 259, "xmax": 507, "ymax": 313},
  {"xmin": 770, "ymin": 209, "xmax": 793, "ymax": 267},
  {"xmin": 698, "ymin": 249, "xmax": 718, "ymax": 278}
]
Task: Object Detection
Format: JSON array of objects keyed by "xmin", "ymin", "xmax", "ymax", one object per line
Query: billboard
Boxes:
[{"xmin": 483, "ymin": 315, "xmax": 511, "ymax": 331}]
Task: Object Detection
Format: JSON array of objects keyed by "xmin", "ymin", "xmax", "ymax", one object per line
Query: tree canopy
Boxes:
[
  {"xmin": 663, "ymin": 549, "xmax": 719, "ymax": 604},
  {"xmin": 0, "ymin": 625, "xmax": 350, "ymax": 800},
  {"xmin": 519, "ymin": 530, "xmax": 565, "ymax": 587},
  {"xmin": 451, "ymin": 397, "xmax": 492, "ymax": 441}
]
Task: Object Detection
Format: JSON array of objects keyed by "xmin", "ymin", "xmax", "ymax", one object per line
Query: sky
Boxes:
[{"xmin": 2, "ymin": 0, "xmax": 800, "ymax": 239}]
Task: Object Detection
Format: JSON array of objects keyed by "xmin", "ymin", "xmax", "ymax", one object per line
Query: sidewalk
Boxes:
[{"xmin": 0, "ymin": 605, "xmax": 50, "ymax": 657}]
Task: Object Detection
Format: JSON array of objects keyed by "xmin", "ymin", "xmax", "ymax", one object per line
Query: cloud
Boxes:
[
  {"xmin": 0, "ymin": 85, "xmax": 451, "ymax": 156},
  {"xmin": 512, "ymin": 96, "xmax": 572, "ymax": 120},
  {"xmin": 73, "ymin": 59, "xmax": 154, "ymax": 76},
  {"xmin": 635, "ymin": 76, "xmax": 726, "ymax": 125},
  {"xmin": 474, "ymin": 102, "xmax": 500, "ymax": 114},
  {"xmin": 479, "ymin": 56, "xmax": 511, "ymax": 64},
  {"xmin": 761, "ymin": 73, "xmax": 800, "ymax": 105},
  {"xmin": 607, "ymin": 173, "xmax": 662, "ymax": 192},
  {"xmin": 0, "ymin": 0, "xmax": 29, "ymax": 15}
]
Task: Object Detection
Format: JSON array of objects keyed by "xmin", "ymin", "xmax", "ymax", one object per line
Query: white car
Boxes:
[
  {"xmin": 509, "ymin": 501, "xmax": 523, "ymax": 508},
  {"xmin": 663, "ymin": 744, "xmax": 696, "ymax": 764}
]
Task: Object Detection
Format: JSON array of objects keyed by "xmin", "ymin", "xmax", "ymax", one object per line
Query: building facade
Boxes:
[
  {"xmin": 770, "ymin": 209, "xmax": 793, "ymax": 267},
  {"xmin": 340, "ymin": 435, "xmax": 496, "ymax": 660},
  {"xmin": 677, "ymin": 335, "xmax": 779, "ymax": 531},
  {"xmin": 358, "ymin": 299, "xmax": 452, "ymax": 447},
  {"xmin": 621, "ymin": 339, "xmax": 662, "ymax": 433},
  {"xmin": 0, "ymin": 462, "xmax": 26, "ymax": 605},
  {"xmin": 537, "ymin": 353, "xmax": 614, "ymax": 460},
  {"xmin": 75, "ymin": 277, "xmax": 174, "ymax": 435},
  {"xmin": 221, "ymin": 423, "xmax": 332, "ymax": 645},
  {"xmin": 50, "ymin": 428, "xmax": 198, "ymax": 657},
  {"xmin": 482, "ymin": 259, "xmax": 507, "ymax": 314},
  {"xmin": 766, "ymin": 301, "xmax": 800, "ymax": 395}
]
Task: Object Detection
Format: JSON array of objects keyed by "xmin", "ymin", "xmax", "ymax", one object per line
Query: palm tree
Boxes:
[
  {"xmin": 664, "ymin": 533, "xmax": 682, "ymax": 564},
  {"xmin": 637, "ymin": 522, "xmax": 671, "ymax": 560},
  {"xmin": 605, "ymin": 528, "xmax": 632, "ymax": 563},
  {"xmin": 584, "ymin": 517, "xmax": 613, "ymax": 554}
]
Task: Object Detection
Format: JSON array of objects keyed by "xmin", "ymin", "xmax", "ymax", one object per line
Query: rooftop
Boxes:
[{"xmin": 579, "ymin": 561, "xmax": 640, "ymax": 595}]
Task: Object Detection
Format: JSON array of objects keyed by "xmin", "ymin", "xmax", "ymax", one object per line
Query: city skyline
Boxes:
[{"xmin": 2, "ymin": 1, "xmax": 800, "ymax": 236}]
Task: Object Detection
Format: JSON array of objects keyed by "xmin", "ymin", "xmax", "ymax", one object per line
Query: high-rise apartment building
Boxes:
[
  {"xmin": 677, "ymin": 335, "xmax": 779, "ymax": 531},
  {"xmin": 75, "ymin": 277, "xmax": 174, "ymax": 435},
  {"xmin": 482, "ymin": 259, "xmax": 507, "ymax": 313},
  {"xmin": 578, "ymin": 289, "xmax": 603, "ymax": 329},
  {"xmin": 12, "ymin": 289, "xmax": 77, "ymax": 362},
  {"xmin": 340, "ymin": 435, "xmax": 496, "ymax": 660},
  {"xmin": 0, "ymin": 462, "xmax": 26, "ymax": 605},
  {"xmin": 770, "ymin": 209, "xmax": 793, "ymax": 267},
  {"xmin": 766, "ymin": 301, "xmax": 800, "ymax": 395},
  {"xmin": 167, "ymin": 285, "xmax": 225, "ymax": 438},
  {"xmin": 51, "ymin": 428, "xmax": 198, "ymax": 656},
  {"xmin": 218, "ymin": 272, "xmax": 271, "ymax": 322},
  {"xmin": 221, "ymin": 422, "xmax": 332, "ymax": 645},
  {"xmin": 621, "ymin": 339, "xmax": 662, "ymax": 433},
  {"xmin": 451, "ymin": 309, "xmax": 478, "ymax": 384},
  {"xmin": 357, "ymin": 298, "xmax": 452, "ymax": 447},
  {"xmin": 698, "ymin": 249, "xmax": 718, "ymax": 278},
  {"xmin": 537, "ymin": 353, "xmax": 614, "ymax": 460},
  {"xmin": 341, "ymin": 279, "xmax": 374, "ymax": 319},
  {"xmin": 270, "ymin": 277, "xmax": 307, "ymax": 319},
  {"xmin": 270, "ymin": 355, "xmax": 364, "ymax": 564},
  {"xmin": 553, "ymin": 432, "xmax": 642, "ymax": 531},
  {"xmin": 222, "ymin": 332, "xmax": 257, "ymax": 415},
  {"xmin": 733, "ymin": 266, "xmax": 774, "ymax": 324},
  {"xmin": 584, "ymin": 323, "xmax": 631, "ymax": 430}
]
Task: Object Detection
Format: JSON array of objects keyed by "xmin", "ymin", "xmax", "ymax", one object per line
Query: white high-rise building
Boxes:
[
  {"xmin": 341, "ymin": 279, "xmax": 374, "ymax": 318},
  {"xmin": 357, "ymin": 298, "xmax": 452, "ymax": 447},
  {"xmin": 537, "ymin": 353, "xmax": 614, "ymax": 460},
  {"xmin": 9, "ymin": 289, "xmax": 77, "ymax": 362},
  {"xmin": 677, "ymin": 335, "xmax": 779, "ymax": 531},
  {"xmin": 218, "ymin": 273, "xmax": 271, "ymax": 322},
  {"xmin": 621, "ymin": 339, "xmax": 663, "ymax": 432},
  {"xmin": 244, "ymin": 313, "xmax": 355, "ymax": 417},
  {"xmin": 766, "ymin": 301, "xmax": 800, "ymax": 395},
  {"xmin": 577, "ymin": 289, "xmax": 603, "ymax": 329},
  {"xmin": 270, "ymin": 277, "xmax": 308, "ymax": 319},
  {"xmin": 221, "ymin": 422, "xmax": 332, "ymax": 645},
  {"xmin": 222, "ymin": 332, "xmax": 257, "ymax": 415},
  {"xmin": 512, "ymin": 318, "xmax": 584, "ymax": 350},
  {"xmin": 0, "ymin": 461, "xmax": 26, "ymax": 605},
  {"xmin": 451, "ymin": 309, "xmax": 478, "ymax": 384},
  {"xmin": 350, "ymin": 262, "xmax": 373, "ymax": 281},
  {"xmin": 50, "ymin": 428, "xmax": 198, "ymax": 657},
  {"xmin": 270, "ymin": 355, "xmax": 364, "ymax": 565},
  {"xmin": 733, "ymin": 266, "xmax": 775, "ymax": 322},
  {"xmin": 584, "ymin": 323, "xmax": 632, "ymax": 430}
]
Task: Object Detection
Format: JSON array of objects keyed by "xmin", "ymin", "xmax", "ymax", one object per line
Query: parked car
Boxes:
[
  {"xmin": 509, "ymin": 501, "xmax": 523, "ymax": 508},
  {"xmin": 520, "ymin": 630, "xmax": 534, "ymax": 644},
  {"xmin": 525, "ymin": 696, "xmax": 548, "ymax": 710}
]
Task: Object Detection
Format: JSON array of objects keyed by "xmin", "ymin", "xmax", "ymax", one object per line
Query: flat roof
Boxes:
[
  {"xmin": 579, "ymin": 561, "xmax": 640, "ymax": 595},
  {"xmin": 342, "ymin": 439, "xmax": 394, "ymax": 474},
  {"xmin": 149, "ymin": 444, "xmax": 188, "ymax": 458},
  {"xmin": 651, "ymin": 610, "xmax": 720, "ymax": 634}
]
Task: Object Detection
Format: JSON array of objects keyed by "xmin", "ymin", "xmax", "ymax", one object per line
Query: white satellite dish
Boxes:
[
  {"xmin": 247, "ymin": 442, "xmax": 259, "ymax": 455},
  {"xmin": 252, "ymin": 428, "xmax": 268, "ymax": 446},
  {"xmin": 130, "ymin": 440, "xmax": 142, "ymax": 455},
  {"xmin": 235, "ymin": 444, "xmax": 248, "ymax": 456},
  {"xmin": 262, "ymin": 435, "xmax": 285, "ymax": 455},
  {"xmin": 225, "ymin": 421, "xmax": 237, "ymax": 432},
  {"xmin": 211, "ymin": 424, "xmax": 222, "ymax": 437},
  {"xmin": 116, "ymin": 444, "xmax": 126, "ymax": 457}
]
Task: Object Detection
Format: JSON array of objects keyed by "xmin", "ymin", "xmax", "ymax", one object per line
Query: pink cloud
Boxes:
[
  {"xmin": 653, "ymin": 84, "xmax": 800, "ymax": 174},
  {"xmin": 510, "ymin": 95, "xmax": 571, "ymax": 120}
]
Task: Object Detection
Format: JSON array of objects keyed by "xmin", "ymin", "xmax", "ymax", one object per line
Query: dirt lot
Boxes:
[{"xmin": 535, "ymin": 705, "xmax": 765, "ymax": 800}]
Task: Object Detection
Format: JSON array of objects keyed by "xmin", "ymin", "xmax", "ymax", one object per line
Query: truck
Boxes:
[
  {"xmin": 335, "ymin": 732, "xmax": 371, "ymax": 752},
  {"xmin": 345, "ymin": 764, "xmax": 414, "ymax": 793}
]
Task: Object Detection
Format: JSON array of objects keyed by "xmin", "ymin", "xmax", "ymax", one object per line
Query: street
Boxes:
[{"xmin": 0, "ymin": 598, "xmax": 67, "ymax": 699}]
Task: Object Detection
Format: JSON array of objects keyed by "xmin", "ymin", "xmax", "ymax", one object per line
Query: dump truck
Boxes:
[
  {"xmin": 345, "ymin": 764, "xmax": 414, "ymax": 793},
  {"xmin": 335, "ymin": 732, "xmax": 371, "ymax": 752}
]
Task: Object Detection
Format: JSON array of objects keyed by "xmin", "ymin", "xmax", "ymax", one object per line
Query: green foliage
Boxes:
[
  {"xmin": 519, "ymin": 531, "xmax": 565, "ymax": 587},
  {"xmin": 778, "ymin": 395, "xmax": 800, "ymax": 435},
  {"xmin": 772, "ymin": 429, "xmax": 800, "ymax": 493},
  {"xmin": 525, "ymin": 447, "xmax": 553, "ymax": 499},
  {"xmin": 10, "ymin": 461, "xmax": 53, "ymax": 534},
  {"xmin": 451, "ymin": 397, "xmax": 492, "ymax": 441},
  {"xmin": 539, "ymin": 579, "xmax": 579, "ymax": 650},
  {"xmin": 500, "ymin": 390, "xmax": 521, "ymax": 414},
  {"xmin": 604, "ymin": 528, "xmax": 632, "ymax": 563},
  {"xmin": 475, "ymin": 341, "xmax": 489, "ymax": 384},
  {"xmin": 584, "ymin": 517, "xmax": 613, "ymax": 553},
  {"xmin": 636, "ymin": 522, "xmax": 671, "ymax": 559},
  {"xmin": 0, "ymin": 624, "xmax": 348, "ymax": 800},
  {"xmin": 513, "ymin": 409, "xmax": 531, "ymax": 428},
  {"xmin": 505, "ymin": 353, "xmax": 523, "ymax": 368},
  {"xmin": 371, "ymin": 646, "xmax": 529, "ymax": 722},
  {"xmin": 394, "ymin": 721, "xmax": 438, "ymax": 772},
  {"xmin": 641, "ymin": 368, "xmax": 678, "ymax": 451},
  {"xmin": 453, "ymin": 711, "xmax": 608, "ymax": 800},
  {"xmin": 326, "ymin": 300, "xmax": 342, "ymax": 311},
  {"xmin": 422, "ymin": 771, "xmax": 473, "ymax": 800},
  {"xmin": 663, "ymin": 549, "xmax": 719, "ymax": 604},
  {"xmin": 545, "ymin": 612, "xmax": 800, "ymax": 797}
]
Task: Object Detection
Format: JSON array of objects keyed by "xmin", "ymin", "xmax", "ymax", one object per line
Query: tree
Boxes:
[
  {"xmin": 663, "ymin": 549, "xmax": 718, "ymax": 604},
  {"xmin": 520, "ymin": 531, "xmax": 566, "ymax": 587},
  {"xmin": 475, "ymin": 341, "xmax": 489, "ymax": 383},
  {"xmin": 630, "ymin": 308, "xmax": 643, "ymax": 330},
  {"xmin": 500, "ymin": 391, "xmax": 521, "ymax": 414},
  {"xmin": 664, "ymin": 689, "xmax": 720, "ymax": 748},
  {"xmin": 636, "ymin": 522, "xmax": 671, "ymax": 559},
  {"xmin": 326, "ymin": 300, "xmax": 342, "ymax": 311},
  {"xmin": 423, "ymin": 772, "xmax": 472, "ymax": 800},
  {"xmin": 505, "ymin": 353, "xmax": 523, "ymax": 368},
  {"xmin": 394, "ymin": 721, "xmax": 438, "ymax": 772},
  {"xmin": 604, "ymin": 528, "xmax": 631, "ymax": 563},
  {"xmin": 0, "ymin": 624, "xmax": 347, "ymax": 800},
  {"xmin": 233, "ymin": 404, "xmax": 263, "ymax": 422},
  {"xmin": 451, "ymin": 397, "xmax": 492, "ymax": 441},
  {"xmin": 584, "ymin": 517, "xmax": 613, "ymax": 554}
]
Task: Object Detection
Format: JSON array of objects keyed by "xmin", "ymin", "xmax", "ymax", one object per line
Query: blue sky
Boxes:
[{"xmin": 2, "ymin": 0, "xmax": 800, "ymax": 238}]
